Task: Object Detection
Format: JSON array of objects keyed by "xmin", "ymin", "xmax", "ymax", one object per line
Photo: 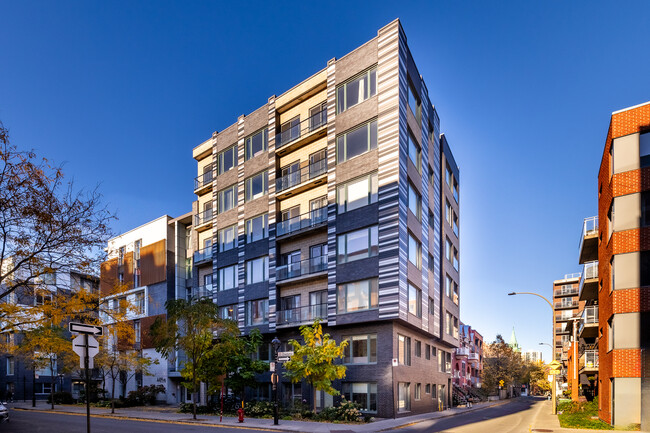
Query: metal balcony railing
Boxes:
[
  {"xmin": 276, "ymin": 159, "xmax": 327, "ymax": 193},
  {"xmin": 187, "ymin": 284, "xmax": 213, "ymax": 301},
  {"xmin": 277, "ymin": 207, "xmax": 327, "ymax": 237},
  {"xmin": 579, "ymin": 306, "xmax": 599, "ymax": 334},
  {"xmin": 468, "ymin": 353, "xmax": 479, "ymax": 361},
  {"xmin": 580, "ymin": 350, "xmax": 599, "ymax": 369},
  {"xmin": 276, "ymin": 256, "xmax": 327, "ymax": 281},
  {"xmin": 582, "ymin": 261, "xmax": 598, "ymax": 280},
  {"xmin": 555, "ymin": 312, "xmax": 575, "ymax": 321},
  {"xmin": 195, "ymin": 209, "xmax": 213, "ymax": 226},
  {"xmin": 276, "ymin": 110, "xmax": 327, "ymax": 148},
  {"xmin": 168, "ymin": 354, "xmax": 187, "ymax": 373},
  {"xmin": 579, "ymin": 216, "xmax": 598, "ymax": 247},
  {"xmin": 554, "ymin": 286, "xmax": 579, "ymax": 297},
  {"xmin": 193, "ymin": 246, "xmax": 212, "ymax": 263},
  {"xmin": 455, "ymin": 347, "xmax": 470, "ymax": 357},
  {"xmin": 277, "ymin": 303, "xmax": 327, "ymax": 326},
  {"xmin": 194, "ymin": 170, "xmax": 213, "ymax": 191},
  {"xmin": 555, "ymin": 300, "xmax": 579, "ymax": 309}
]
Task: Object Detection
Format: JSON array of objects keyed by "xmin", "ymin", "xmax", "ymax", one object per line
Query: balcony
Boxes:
[
  {"xmin": 277, "ymin": 207, "xmax": 327, "ymax": 238},
  {"xmin": 579, "ymin": 216, "xmax": 598, "ymax": 264},
  {"xmin": 193, "ymin": 246, "xmax": 212, "ymax": 264},
  {"xmin": 556, "ymin": 324, "xmax": 569, "ymax": 334},
  {"xmin": 554, "ymin": 286, "xmax": 579, "ymax": 297},
  {"xmin": 275, "ymin": 110, "xmax": 328, "ymax": 156},
  {"xmin": 194, "ymin": 170, "xmax": 213, "ymax": 195},
  {"xmin": 468, "ymin": 353, "xmax": 480, "ymax": 362},
  {"xmin": 187, "ymin": 284, "xmax": 213, "ymax": 301},
  {"xmin": 168, "ymin": 354, "xmax": 187, "ymax": 377},
  {"xmin": 555, "ymin": 312, "xmax": 576, "ymax": 322},
  {"xmin": 276, "ymin": 303, "xmax": 327, "ymax": 327},
  {"xmin": 579, "ymin": 350, "xmax": 599, "ymax": 373},
  {"xmin": 455, "ymin": 347, "xmax": 470, "ymax": 357},
  {"xmin": 276, "ymin": 159, "xmax": 327, "ymax": 199},
  {"xmin": 195, "ymin": 209, "xmax": 213, "ymax": 232},
  {"xmin": 276, "ymin": 256, "xmax": 327, "ymax": 284},
  {"xmin": 555, "ymin": 299, "xmax": 579, "ymax": 310},
  {"xmin": 579, "ymin": 305, "xmax": 599, "ymax": 338},
  {"xmin": 579, "ymin": 261, "xmax": 598, "ymax": 302}
]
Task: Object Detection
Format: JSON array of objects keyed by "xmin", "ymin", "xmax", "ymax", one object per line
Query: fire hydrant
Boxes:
[{"xmin": 237, "ymin": 408, "xmax": 244, "ymax": 423}]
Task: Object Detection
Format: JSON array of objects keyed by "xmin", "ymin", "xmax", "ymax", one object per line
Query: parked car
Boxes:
[{"xmin": 0, "ymin": 402, "xmax": 9, "ymax": 422}]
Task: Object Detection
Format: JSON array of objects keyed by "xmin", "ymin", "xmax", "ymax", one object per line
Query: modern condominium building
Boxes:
[
  {"xmin": 552, "ymin": 273, "xmax": 583, "ymax": 393},
  {"xmin": 191, "ymin": 19, "xmax": 460, "ymax": 417},
  {"xmin": 591, "ymin": 101, "xmax": 650, "ymax": 429}
]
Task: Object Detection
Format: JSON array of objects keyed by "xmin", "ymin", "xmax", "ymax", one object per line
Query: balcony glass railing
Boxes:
[
  {"xmin": 580, "ymin": 350, "xmax": 599, "ymax": 369},
  {"xmin": 579, "ymin": 306, "xmax": 599, "ymax": 334},
  {"xmin": 554, "ymin": 286, "xmax": 579, "ymax": 297},
  {"xmin": 187, "ymin": 284, "xmax": 213, "ymax": 301},
  {"xmin": 276, "ymin": 110, "xmax": 327, "ymax": 148},
  {"xmin": 555, "ymin": 300, "xmax": 579, "ymax": 309},
  {"xmin": 276, "ymin": 256, "xmax": 327, "ymax": 281},
  {"xmin": 277, "ymin": 303, "xmax": 327, "ymax": 326},
  {"xmin": 277, "ymin": 207, "xmax": 327, "ymax": 237},
  {"xmin": 193, "ymin": 246, "xmax": 212, "ymax": 263},
  {"xmin": 579, "ymin": 216, "xmax": 598, "ymax": 249},
  {"xmin": 455, "ymin": 347, "xmax": 470, "ymax": 356},
  {"xmin": 194, "ymin": 170, "xmax": 213, "ymax": 191},
  {"xmin": 195, "ymin": 209, "xmax": 213, "ymax": 226},
  {"xmin": 582, "ymin": 261, "xmax": 598, "ymax": 280},
  {"xmin": 276, "ymin": 159, "xmax": 327, "ymax": 193},
  {"xmin": 555, "ymin": 312, "xmax": 575, "ymax": 321}
]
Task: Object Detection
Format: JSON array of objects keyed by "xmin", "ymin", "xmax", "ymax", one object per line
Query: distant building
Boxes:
[
  {"xmin": 522, "ymin": 350, "xmax": 543, "ymax": 364},
  {"xmin": 453, "ymin": 323, "xmax": 483, "ymax": 388},
  {"xmin": 552, "ymin": 273, "xmax": 583, "ymax": 395},
  {"xmin": 508, "ymin": 327, "xmax": 520, "ymax": 353}
]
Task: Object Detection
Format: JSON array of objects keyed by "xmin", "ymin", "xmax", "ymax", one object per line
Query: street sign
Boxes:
[
  {"xmin": 548, "ymin": 360, "xmax": 562, "ymax": 370},
  {"xmin": 72, "ymin": 335, "xmax": 99, "ymax": 369},
  {"xmin": 277, "ymin": 351, "xmax": 294, "ymax": 358},
  {"xmin": 269, "ymin": 362, "xmax": 276, "ymax": 372},
  {"xmin": 549, "ymin": 369, "xmax": 561, "ymax": 375},
  {"xmin": 499, "ymin": 380, "xmax": 504, "ymax": 387},
  {"xmin": 278, "ymin": 357, "xmax": 290, "ymax": 363},
  {"xmin": 69, "ymin": 322, "xmax": 103, "ymax": 336}
]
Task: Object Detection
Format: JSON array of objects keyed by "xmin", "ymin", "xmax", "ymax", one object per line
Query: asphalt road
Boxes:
[
  {"xmin": 1, "ymin": 409, "xmax": 275, "ymax": 433},
  {"xmin": 397, "ymin": 397, "xmax": 549, "ymax": 433}
]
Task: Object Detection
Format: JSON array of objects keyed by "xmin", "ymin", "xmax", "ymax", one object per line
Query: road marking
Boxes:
[{"xmin": 13, "ymin": 408, "xmax": 281, "ymax": 431}]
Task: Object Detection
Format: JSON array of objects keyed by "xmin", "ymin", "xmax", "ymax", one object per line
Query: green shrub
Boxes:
[
  {"xmin": 244, "ymin": 401, "xmax": 274, "ymax": 418},
  {"xmin": 125, "ymin": 385, "xmax": 166, "ymax": 406},
  {"xmin": 47, "ymin": 391, "xmax": 74, "ymax": 404},
  {"xmin": 315, "ymin": 398, "xmax": 363, "ymax": 422},
  {"xmin": 178, "ymin": 402, "xmax": 214, "ymax": 414}
]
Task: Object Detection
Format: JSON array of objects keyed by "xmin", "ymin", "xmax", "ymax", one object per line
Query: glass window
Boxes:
[
  {"xmin": 407, "ymin": 79, "xmax": 421, "ymax": 122},
  {"xmin": 445, "ymin": 275, "xmax": 452, "ymax": 298},
  {"xmin": 415, "ymin": 340, "xmax": 421, "ymax": 357},
  {"xmin": 445, "ymin": 200, "xmax": 452, "ymax": 225},
  {"xmin": 425, "ymin": 344, "xmax": 431, "ymax": 360},
  {"xmin": 408, "ymin": 283, "xmax": 421, "ymax": 317},
  {"xmin": 245, "ymin": 128, "xmax": 268, "ymax": 161},
  {"xmin": 218, "ymin": 225, "xmax": 237, "ymax": 252},
  {"xmin": 219, "ymin": 305, "xmax": 235, "ymax": 320},
  {"xmin": 218, "ymin": 185, "xmax": 237, "ymax": 213},
  {"xmin": 445, "ymin": 164, "xmax": 452, "ymax": 187},
  {"xmin": 641, "ymin": 132, "xmax": 650, "ymax": 168},
  {"xmin": 6, "ymin": 357, "xmax": 14, "ymax": 375},
  {"xmin": 446, "ymin": 312, "xmax": 452, "ymax": 336},
  {"xmin": 343, "ymin": 334, "xmax": 377, "ymax": 364},
  {"xmin": 408, "ymin": 131, "xmax": 421, "ymax": 172},
  {"xmin": 245, "ymin": 214, "xmax": 269, "ymax": 243},
  {"xmin": 453, "ymin": 213, "xmax": 459, "ymax": 237},
  {"xmin": 415, "ymin": 383, "xmax": 421, "ymax": 400},
  {"xmin": 398, "ymin": 334, "xmax": 411, "ymax": 366},
  {"xmin": 337, "ymin": 279, "xmax": 378, "ymax": 313},
  {"xmin": 337, "ymin": 120, "xmax": 377, "ymax": 163},
  {"xmin": 134, "ymin": 320, "xmax": 141, "ymax": 344},
  {"xmin": 218, "ymin": 264, "xmax": 237, "ymax": 291},
  {"xmin": 445, "ymin": 237, "xmax": 452, "ymax": 262},
  {"xmin": 408, "ymin": 182, "xmax": 421, "ymax": 220},
  {"xmin": 453, "ymin": 178, "xmax": 459, "ymax": 203},
  {"xmin": 342, "ymin": 383, "xmax": 377, "ymax": 413},
  {"xmin": 245, "ymin": 299, "xmax": 269, "ymax": 326},
  {"xmin": 453, "ymin": 247, "xmax": 459, "ymax": 271},
  {"xmin": 218, "ymin": 145, "xmax": 236, "ymax": 175},
  {"xmin": 337, "ymin": 172, "xmax": 378, "ymax": 213},
  {"xmin": 245, "ymin": 171, "xmax": 268, "ymax": 202},
  {"xmin": 337, "ymin": 226, "xmax": 378, "ymax": 263},
  {"xmin": 246, "ymin": 256, "xmax": 268, "ymax": 284},
  {"xmin": 408, "ymin": 234, "xmax": 421, "ymax": 269},
  {"xmin": 398, "ymin": 382, "xmax": 410, "ymax": 412},
  {"xmin": 336, "ymin": 67, "xmax": 377, "ymax": 113}
]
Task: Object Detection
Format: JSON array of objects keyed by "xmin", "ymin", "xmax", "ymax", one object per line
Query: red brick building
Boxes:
[{"xmin": 590, "ymin": 101, "xmax": 650, "ymax": 429}]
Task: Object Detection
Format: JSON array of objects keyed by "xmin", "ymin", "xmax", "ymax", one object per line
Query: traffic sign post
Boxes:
[{"xmin": 69, "ymin": 322, "xmax": 102, "ymax": 433}]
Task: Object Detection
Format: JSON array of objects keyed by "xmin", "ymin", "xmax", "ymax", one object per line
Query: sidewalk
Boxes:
[
  {"xmin": 530, "ymin": 399, "xmax": 624, "ymax": 433},
  {"xmin": 9, "ymin": 398, "xmax": 511, "ymax": 432}
]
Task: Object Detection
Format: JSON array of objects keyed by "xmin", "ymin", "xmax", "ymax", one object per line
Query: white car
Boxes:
[{"xmin": 0, "ymin": 403, "xmax": 9, "ymax": 422}]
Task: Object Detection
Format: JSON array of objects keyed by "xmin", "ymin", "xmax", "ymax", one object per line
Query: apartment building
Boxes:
[
  {"xmin": 0, "ymin": 269, "xmax": 98, "ymax": 401},
  {"xmin": 591, "ymin": 101, "xmax": 650, "ymax": 429},
  {"xmin": 100, "ymin": 214, "xmax": 193, "ymax": 404},
  {"xmin": 523, "ymin": 350, "xmax": 543, "ymax": 364},
  {"xmin": 191, "ymin": 19, "xmax": 460, "ymax": 417},
  {"xmin": 453, "ymin": 323, "xmax": 483, "ymax": 389},
  {"xmin": 552, "ymin": 273, "xmax": 583, "ymax": 392}
]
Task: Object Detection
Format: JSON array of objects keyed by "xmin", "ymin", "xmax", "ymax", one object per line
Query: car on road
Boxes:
[{"xmin": 0, "ymin": 403, "xmax": 9, "ymax": 422}]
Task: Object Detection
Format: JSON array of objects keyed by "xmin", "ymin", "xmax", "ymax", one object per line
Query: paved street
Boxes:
[{"xmin": 2, "ymin": 409, "xmax": 274, "ymax": 433}]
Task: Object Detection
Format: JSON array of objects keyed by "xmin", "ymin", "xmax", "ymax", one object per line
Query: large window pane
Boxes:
[
  {"xmin": 245, "ymin": 129, "xmax": 268, "ymax": 160},
  {"xmin": 337, "ymin": 279, "xmax": 378, "ymax": 313},
  {"xmin": 246, "ymin": 171, "xmax": 268, "ymax": 202},
  {"xmin": 218, "ymin": 185, "xmax": 237, "ymax": 213},
  {"xmin": 246, "ymin": 256, "xmax": 268, "ymax": 284},
  {"xmin": 246, "ymin": 299, "xmax": 269, "ymax": 325},
  {"xmin": 408, "ymin": 234, "xmax": 421, "ymax": 268},
  {"xmin": 337, "ymin": 120, "xmax": 377, "ymax": 163},
  {"xmin": 218, "ymin": 225, "xmax": 237, "ymax": 252},
  {"xmin": 218, "ymin": 265, "xmax": 237, "ymax": 291},
  {"xmin": 342, "ymin": 383, "xmax": 377, "ymax": 413},
  {"xmin": 218, "ymin": 145, "xmax": 236, "ymax": 175},
  {"xmin": 338, "ymin": 226, "xmax": 378, "ymax": 263},
  {"xmin": 408, "ymin": 182, "xmax": 421, "ymax": 220},
  {"xmin": 408, "ymin": 283, "xmax": 421, "ymax": 317},
  {"xmin": 337, "ymin": 173, "xmax": 378, "ymax": 213},
  {"xmin": 246, "ymin": 214, "xmax": 268, "ymax": 243},
  {"xmin": 336, "ymin": 68, "xmax": 377, "ymax": 113},
  {"xmin": 408, "ymin": 131, "xmax": 421, "ymax": 172}
]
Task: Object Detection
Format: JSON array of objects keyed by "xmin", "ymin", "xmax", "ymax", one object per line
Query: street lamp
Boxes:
[
  {"xmin": 271, "ymin": 337, "xmax": 281, "ymax": 426},
  {"xmin": 508, "ymin": 291, "xmax": 558, "ymax": 415}
]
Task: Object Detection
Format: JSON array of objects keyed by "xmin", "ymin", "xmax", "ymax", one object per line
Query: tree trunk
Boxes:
[
  {"xmin": 111, "ymin": 375, "xmax": 116, "ymax": 414},
  {"xmin": 312, "ymin": 384, "xmax": 317, "ymax": 414},
  {"xmin": 50, "ymin": 360, "xmax": 55, "ymax": 410}
]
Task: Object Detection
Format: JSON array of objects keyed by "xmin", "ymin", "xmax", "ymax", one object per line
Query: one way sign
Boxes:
[{"xmin": 69, "ymin": 322, "xmax": 103, "ymax": 336}]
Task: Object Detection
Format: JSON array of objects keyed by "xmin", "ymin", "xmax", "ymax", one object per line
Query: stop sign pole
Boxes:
[{"xmin": 69, "ymin": 322, "xmax": 102, "ymax": 433}]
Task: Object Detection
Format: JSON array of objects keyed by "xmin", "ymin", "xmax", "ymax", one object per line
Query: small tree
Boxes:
[
  {"xmin": 150, "ymin": 298, "xmax": 237, "ymax": 420},
  {"xmin": 13, "ymin": 325, "xmax": 76, "ymax": 409},
  {"xmin": 482, "ymin": 334, "xmax": 528, "ymax": 395},
  {"xmin": 284, "ymin": 320, "xmax": 348, "ymax": 413}
]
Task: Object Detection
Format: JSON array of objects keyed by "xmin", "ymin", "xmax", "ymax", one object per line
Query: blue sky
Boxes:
[{"xmin": 2, "ymin": 1, "xmax": 650, "ymax": 362}]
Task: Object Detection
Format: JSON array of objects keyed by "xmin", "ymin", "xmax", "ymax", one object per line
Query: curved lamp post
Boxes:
[{"xmin": 508, "ymin": 291, "xmax": 557, "ymax": 415}]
